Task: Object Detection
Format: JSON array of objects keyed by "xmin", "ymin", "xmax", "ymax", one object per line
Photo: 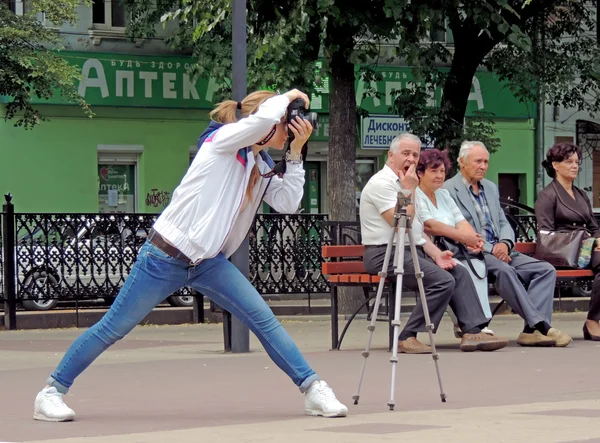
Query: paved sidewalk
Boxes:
[{"xmin": 1, "ymin": 312, "xmax": 599, "ymax": 443}]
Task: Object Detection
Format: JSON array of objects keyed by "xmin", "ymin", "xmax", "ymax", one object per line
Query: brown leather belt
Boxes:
[{"xmin": 148, "ymin": 229, "xmax": 193, "ymax": 264}]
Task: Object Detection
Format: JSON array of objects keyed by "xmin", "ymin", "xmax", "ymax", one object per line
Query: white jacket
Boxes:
[{"xmin": 153, "ymin": 95, "xmax": 305, "ymax": 263}]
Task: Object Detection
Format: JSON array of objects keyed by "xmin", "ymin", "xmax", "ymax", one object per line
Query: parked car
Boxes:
[{"xmin": 8, "ymin": 218, "xmax": 195, "ymax": 311}]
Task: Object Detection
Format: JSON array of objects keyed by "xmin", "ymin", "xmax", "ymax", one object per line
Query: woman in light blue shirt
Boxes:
[{"xmin": 415, "ymin": 150, "xmax": 494, "ymax": 336}]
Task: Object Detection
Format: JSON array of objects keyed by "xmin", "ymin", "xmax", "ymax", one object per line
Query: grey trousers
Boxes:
[
  {"xmin": 364, "ymin": 245, "xmax": 489, "ymax": 339},
  {"xmin": 484, "ymin": 252, "xmax": 555, "ymax": 327}
]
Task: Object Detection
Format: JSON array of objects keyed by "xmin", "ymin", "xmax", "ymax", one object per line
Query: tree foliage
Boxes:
[
  {"xmin": 389, "ymin": 0, "xmax": 600, "ymax": 157},
  {"xmin": 0, "ymin": 0, "xmax": 92, "ymax": 129},
  {"xmin": 125, "ymin": 0, "xmax": 404, "ymax": 313},
  {"xmin": 124, "ymin": 0, "xmax": 600, "ymax": 311}
]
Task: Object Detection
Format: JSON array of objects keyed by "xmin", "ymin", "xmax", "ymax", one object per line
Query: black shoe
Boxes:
[{"xmin": 583, "ymin": 324, "xmax": 600, "ymax": 341}]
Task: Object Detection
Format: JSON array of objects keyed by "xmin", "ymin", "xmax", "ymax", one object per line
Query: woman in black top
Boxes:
[{"xmin": 535, "ymin": 142, "xmax": 600, "ymax": 340}]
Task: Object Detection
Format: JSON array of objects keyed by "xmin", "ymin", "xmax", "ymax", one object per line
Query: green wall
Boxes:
[
  {"xmin": 487, "ymin": 119, "xmax": 535, "ymax": 207},
  {"xmin": 0, "ymin": 105, "xmax": 208, "ymax": 213}
]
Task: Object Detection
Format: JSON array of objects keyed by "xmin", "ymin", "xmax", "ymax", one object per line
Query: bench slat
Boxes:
[
  {"xmin": 322, "ymin": 245, "xmax": 365, "ymax": 258},
  {"xmin": 361, "ymin": 274, "xmax": 380, "ymax": 284},
  {"xmin": 322, "ymin": 261, "xmax": 366, "ymax": 275},
  {"xmin": 556, "ymin": 269, "xmax": 594, "ymax": 278},
  {"xmin": 515, "ymin": 242, "xmax": 536, "ymax": 254},
  {"xmin": 326, "ymin": 274, "xmax": 382, "ymax": 285},
  {"xmin": 338, "ymin": 274, "xmax": 352, "ymax": 283}
]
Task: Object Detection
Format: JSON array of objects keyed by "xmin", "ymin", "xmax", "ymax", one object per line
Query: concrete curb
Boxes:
[{"xmin": 0, "ymin": 296, "xmax": 590, "ymax": 330}]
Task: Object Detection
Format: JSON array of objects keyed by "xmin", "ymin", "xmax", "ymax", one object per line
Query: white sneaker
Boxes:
[
  {"xmin": 482, "ymin": 327, "xmax": 495, "ymax": 335},
  {"xmin": 33, "ymin": 387, "xmax": 76, "ymax": 422},
  {"xmin": 304, "ymin": 380, "xmax": 348, "ymax": 418}
]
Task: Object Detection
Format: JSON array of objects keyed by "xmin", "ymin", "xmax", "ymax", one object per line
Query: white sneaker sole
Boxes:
[
  {"xmin": 305, "ymin": 408, "xmax": 348, "ymax": 418},
  {"xmin": 33, "ymin": 411, "xmax": 75, "ymax": 422}
]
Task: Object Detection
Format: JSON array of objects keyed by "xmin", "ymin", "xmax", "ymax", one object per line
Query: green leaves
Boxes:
[
  {"xmin": 498, "ymin": 21, "xmax": 510, "ymax": 34},
  {"xmin": 31, "ymin": 0, "xmax": 91, "ymax": 26},
  {"xmin": 1, "ymin": 2, "xmax": 92, "ymax": 129}
]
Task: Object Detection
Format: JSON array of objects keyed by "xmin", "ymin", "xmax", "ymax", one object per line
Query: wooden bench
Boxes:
[
  {"xmin": 486, "ymin": 241, "xmax": 594, "ymax": 318},
  {"xmin": 322, "ymin": 242, "xmax": 595, "ymax": 350},
  {"xmin": 321, "ymin": 245, "xmax": 395, "ymax": 350}
]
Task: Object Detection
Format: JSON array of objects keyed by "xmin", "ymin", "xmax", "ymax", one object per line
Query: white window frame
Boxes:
[
  {"xmin": 15, "ymin": 0, "xmax": 24, "ymax": 15},
  {"xmin": 89, "ymin": 0, "xmax": 130, "ymax": 45},
  {"xmin": 97, "ymin": 145, "xmax": 143, "ymax": 213},
  {"xmin": 3, "ymin": 0, "xmax": 24, "ymax": 15},
  {"xmin": 92, "ymin": 0, "xmax": 127, "ymax": 29}
]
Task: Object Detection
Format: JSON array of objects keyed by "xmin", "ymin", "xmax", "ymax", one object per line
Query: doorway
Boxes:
[
  {"xmin": 302, "ymin": 161, "xmax": 321, "ymax": 214},
  {"xmin": 498, "ymin": 174, "xmax": 521, "ymax": 203}
]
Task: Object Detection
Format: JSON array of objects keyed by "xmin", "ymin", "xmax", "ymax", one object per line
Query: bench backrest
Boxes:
[
  {"xmin": 515, "ymin": 242, "xmax": 536, "ymax": 254},
  {"xmin": 321, "ymin": 245, "xmax": 366, "ymax": 275},
  {"xmin": 321, "ymin": 243, "xmax": 540, "ymax": 276}
]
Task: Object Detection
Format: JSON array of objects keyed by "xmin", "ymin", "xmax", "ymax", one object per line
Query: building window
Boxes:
[
  {"xmin": 356, "ymin": 159, "xmax": 376, "ymax": 210},
  {"xmin": 2, "ymin": 0, "xmax": 24, "ymax": 15},
  {"xmin": 97, "ymin": 145, "xmax": 142, "ymax": 213},
  {"xmin": 92, "ymin": 0, "xmax": 127, "ymax": 28},
  {"xmin": 593, "ymin": 151, "xmax": 600, "ymax": 209},
  {"xmin": 429, "ymin": 17, "xmax": 454, "ymax": 44}
]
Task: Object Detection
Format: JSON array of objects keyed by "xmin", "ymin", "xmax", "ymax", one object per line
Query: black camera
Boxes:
[{"xmin": 286, "ymin": 98, "xmax": 318, "ymax": 137}]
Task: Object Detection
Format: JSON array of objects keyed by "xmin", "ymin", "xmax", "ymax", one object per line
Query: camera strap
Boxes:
[
  {"xmin": 259, "ymin": 141, "xmax": 308, "ymax": 178},
  {"xmin": 256, "ymin": 125, "xmax": 277, "ymax": 146}
]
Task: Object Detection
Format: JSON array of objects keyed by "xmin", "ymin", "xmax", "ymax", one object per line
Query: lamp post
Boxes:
[{"xmin": 229, "ymin": 0, "xmax": 250, "ymax": 353}]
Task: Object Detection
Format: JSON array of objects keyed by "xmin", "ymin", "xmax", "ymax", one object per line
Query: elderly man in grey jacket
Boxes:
[{"xmin": 443, "ymin": 140, "xmax": 571, "ymax": 347}]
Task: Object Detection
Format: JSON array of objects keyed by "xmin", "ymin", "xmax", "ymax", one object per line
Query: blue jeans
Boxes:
[{"xmin": 47, "ymin": 241, "xmax": 319, "ymax": 393}]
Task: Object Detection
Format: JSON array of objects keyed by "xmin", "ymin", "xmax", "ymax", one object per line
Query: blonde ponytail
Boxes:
[
  {"xmin": 246, "ymin": 163, "xmax": 260, "ymax": 202},
  {"xmin": 209, "ymin": 90, "xmax": 278, "ymax": 124}
]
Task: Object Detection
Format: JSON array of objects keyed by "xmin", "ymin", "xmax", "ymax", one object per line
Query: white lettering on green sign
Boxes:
[
  {"xmin": 356, "ymin": 76, "xmax": 484, "ymax": 110},
  {"xmin": 78, "ymin": 59, "xmax": 207, "ymax": 102}
]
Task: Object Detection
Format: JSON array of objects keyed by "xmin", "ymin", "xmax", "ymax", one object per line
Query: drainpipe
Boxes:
[{"xmin": 534, "ymin": 9, "xmax": 546, "ymax": 199}]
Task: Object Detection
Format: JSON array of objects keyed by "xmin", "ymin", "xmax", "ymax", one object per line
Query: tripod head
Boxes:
[{"xmin": 394, "ymin": 189, "xmax": 412, "ymax": 215}]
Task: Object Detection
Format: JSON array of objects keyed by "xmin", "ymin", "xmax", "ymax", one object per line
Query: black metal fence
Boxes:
[
  {"xmin": 1, "ymin": 195, "xmax": 330, "ymax": 328},
  {"xmin": 3, "ymin": 193, "xmax": 597, "ymax": 329},
  {"xmin": 250, "ymin": 213, "xmax": 329, "ymax": 294}
]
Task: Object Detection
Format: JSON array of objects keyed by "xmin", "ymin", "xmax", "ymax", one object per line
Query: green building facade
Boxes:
[{"xmin": 0, "ymin": 52, "xmax": 536, "ymax": 214}]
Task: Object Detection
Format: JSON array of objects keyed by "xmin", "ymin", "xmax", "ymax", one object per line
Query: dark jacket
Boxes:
[{"xmin": 534, "ymin": 180, "xmax": 600, "ymax": 237}]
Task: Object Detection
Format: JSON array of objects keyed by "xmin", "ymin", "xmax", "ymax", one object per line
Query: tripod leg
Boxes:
[
  {"xmin": 406, "ymin": 228, "xmax": 447, "ymax": 403},
  {"xmin": 387, "ymin": 224, "xmax": 407, "ymax": 411},
  {"xmin": 353, "ymin": 221, "xmax": 398, "ymax": 406}
]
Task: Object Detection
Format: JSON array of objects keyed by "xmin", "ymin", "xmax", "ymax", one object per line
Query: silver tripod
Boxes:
[{"xmin": 353, "ymin": 190, "xmax": 447, "ymax": 410}]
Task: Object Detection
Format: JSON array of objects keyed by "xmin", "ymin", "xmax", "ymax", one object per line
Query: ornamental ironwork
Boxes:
[
  {"xmin": 1, "ymin": 212, "xmax": 330, "ymax": 308},
  {"xmin": 576, "ymin": 119, "xmax": 600, "ymax": 160}
]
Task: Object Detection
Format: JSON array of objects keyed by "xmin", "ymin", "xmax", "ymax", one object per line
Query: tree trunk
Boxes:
[
  {"xmin": 328, "ymin": 51, "xmax": 357, "ymax": 222},
  {"xmin": 436, "ymin": 45, "xmax": 483, "ymax": 155},
  {"xmin": 438, "ymin": 24, "xmax": 497, "ymax": 158},
  {"xmin": 328, "ymin": 48, "xmax": 365, "ymax": 315}
]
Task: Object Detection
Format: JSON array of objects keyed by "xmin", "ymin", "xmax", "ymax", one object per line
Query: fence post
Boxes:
[
  {"xmin": 192, "ymin": 291, "xmax": 205, "ymax": 324},
  {"xmin": 2, "ymin": 194, "xmax": 17, "ymax": 330}
]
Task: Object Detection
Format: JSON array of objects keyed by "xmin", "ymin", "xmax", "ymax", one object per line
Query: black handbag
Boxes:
[
  {"xmin": 434, "ymin": 236, "xmax": 487, "ymax": 279},
  {"xmin": 534, "ymin": 229, "xmax": 592, "ymax": 268}
]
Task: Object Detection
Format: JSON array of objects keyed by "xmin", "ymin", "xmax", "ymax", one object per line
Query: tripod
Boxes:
[{"xmin": 353, "ymin": 191, "xmax": 447, "ymax": 410}]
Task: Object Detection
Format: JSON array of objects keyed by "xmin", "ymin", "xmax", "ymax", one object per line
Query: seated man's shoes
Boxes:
[
  {"xmin": 517, "ymin": 330, "xmax": 556, "ymax": 347},
  {"xmin": 546, "ymin": 328, "xmax": 572, "ymax": 347},
  {"xmin": 454, "ymin": 324, "xmax": 494, "ymax": 338},
  {"xmin": 398, "ymin": 337, "xmax": 432, "ymax": 354},
  {"xmin": 459, "ymin": 333, "xmax": 508, "ymax": 352}
]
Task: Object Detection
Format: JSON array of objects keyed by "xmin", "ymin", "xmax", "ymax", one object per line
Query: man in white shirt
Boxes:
[{"xmin": 360, "ymin": 133, "xmax": 508, "ymax": 354}]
